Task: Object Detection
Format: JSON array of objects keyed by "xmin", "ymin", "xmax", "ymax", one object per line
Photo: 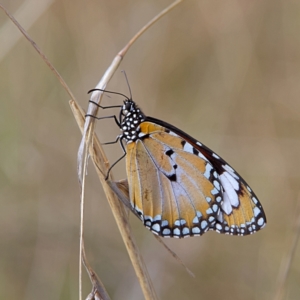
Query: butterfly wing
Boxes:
[
  {"xmin": 195, "ymin": 146, "xmax": 266, "ymax": 235},
  {"xmin": 143, "ymin": 117, "xmax": 267, "ymax": 236},
  {"xmin": 126, "ymin": 119, "xmax": 267, "ymax": 237},
  {"xmin": 126, "ymin": 121, "xmax": 225, "ymax": 238}
]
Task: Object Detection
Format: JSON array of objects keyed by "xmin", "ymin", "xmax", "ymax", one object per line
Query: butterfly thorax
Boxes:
[{"xmin": 120, "ymin": 100, "xmax": 146, "ymax": 142}]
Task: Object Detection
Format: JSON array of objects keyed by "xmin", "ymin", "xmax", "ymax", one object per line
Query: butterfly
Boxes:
[{"xmin": 88, "ymin": 89, "xmax": 266, "ymax": 238}]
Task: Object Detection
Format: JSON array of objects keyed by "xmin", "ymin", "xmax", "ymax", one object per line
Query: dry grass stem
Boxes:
[
  {"xmin": 82, "ymin": 244, "xmax": 111, "ymax": 300},
  {"xmin": 71, "ymin": 100, "xmax": 157, "ymax": 300},
  {"xmin": 0, "ymin": 0, "xmax": 55, "ymax": 62}
]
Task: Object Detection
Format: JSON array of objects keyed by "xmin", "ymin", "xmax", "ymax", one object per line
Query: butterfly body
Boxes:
[{"xmin": 116, "ymin": 99, "xmax": 266, "ymax": 238}]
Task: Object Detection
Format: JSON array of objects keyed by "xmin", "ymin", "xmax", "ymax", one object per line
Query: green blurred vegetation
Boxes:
[{"xmin": 1, "ymin": 0, "xmax": 300, "ymax": 299}]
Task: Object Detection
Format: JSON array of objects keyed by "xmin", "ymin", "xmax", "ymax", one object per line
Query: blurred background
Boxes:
[{"xmin": 1, "ymin": 0, "xmax": 300, "ymax": 299}]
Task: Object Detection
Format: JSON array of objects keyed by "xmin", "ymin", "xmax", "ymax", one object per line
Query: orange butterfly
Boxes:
[{"xmin": 89, "ymin": 90, "xmax": 266, "ymax": 238}]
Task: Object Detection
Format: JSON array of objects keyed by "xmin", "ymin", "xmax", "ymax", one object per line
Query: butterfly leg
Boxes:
[
  {"xmin": 102, "ymin": 136, "xmax": 120, "ymax": 145},
  {"xmin": 105, "ymin": 136, "xmax": 126, "ymax": 180},
  {"xmin": 85, "ymin": 114, "xmax": 122, "ymax": 145},
  {"xmin": 85, "ymin": 113, "xmax": 126, "ymax": 179},
  {"xmin": 85, "ymin": 114, "xmax": 121, "ymax": 127}
]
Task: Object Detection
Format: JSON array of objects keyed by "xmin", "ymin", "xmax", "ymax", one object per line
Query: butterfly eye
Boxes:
[
  {"xmin": 126, "ymin": 102, "xmax": 132, "ymax": 111},
  {"xmin": 122, "ymin": 101, "xmax": 132, "ymax": 116}
]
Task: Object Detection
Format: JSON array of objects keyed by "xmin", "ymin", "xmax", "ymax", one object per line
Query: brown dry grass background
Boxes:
[{"xmin": 1, "ymin": 0, "xmax": 300, "ymax": 299}]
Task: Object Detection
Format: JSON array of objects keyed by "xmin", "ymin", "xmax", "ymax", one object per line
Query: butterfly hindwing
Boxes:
[{"xmin": 126, "ymin": 121, "xmax": 224, "ymax": 238}]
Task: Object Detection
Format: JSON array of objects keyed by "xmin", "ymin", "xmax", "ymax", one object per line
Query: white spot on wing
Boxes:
[
  {"xmin": 254, "ymin": 207, "xmax": 261, "ymax": 217},
  {"xmin": 204, "ymin": 163, "xmax": 213, "ymax": 179},
  {"xmin": 201, "ymin": 220, "xmax": 208, "ymax": 229},
  {"xmin": 152, "ymin": 224, "xmax": 160, "ymax": 232},
  {"xmin": 208, "ymin": 216, "xmax": 215, "ymax": 222},
  {"xmin": 192, "ymin": 227, "xmax": 200, "ymax": 234},
  {"xmin": 153, "ymin": 215, "xmax": 162, "ymax": 222},
  {"xmin": 216, "ymin": 196, "xmax": 222, "ymax": 203},
  {"xmin": 173, "ymin": 228, "xmax": 180, "ymax": 236},
  {"xmin": 182, "ymin": 227, "xmax": 190, "ymax": 235},
  {"xmin": 211, "ymin": 187, "xmax": 219, "ymax": 195},
  {"xmin": 162, "ymin": 220, "xmax": 168, "ymax": 227},
  {"xmin": 217, "ymin": 211, "xmax": 224, "ymax": 222},
  {"xmin": 221, "ymin": 193, "xmax": 233, "ymax": 215},
  {"xmin": 144, "ymin": 215, "xmax": 152, "ymax": 221},
  {"xmin": 206, "ymin": 208, "xmax": 213, "ymax": 214},
  {"xmin": 214, "ymin": 180, "xmax": 221, "ymax": 191},
  {"xmin": 222, "ymin": 171, "xmax": 239, "ymax": 190},
  {"xmin": 168, "ymin": 131, "xmax": 178, "ymax": 137},
  {"xmin": 206, "ymin": 197, "xmax": 212, "ymax": 203},
  {"xmin": 138, "ymin": 132, "xmax": 147, "ymax": 138},
  {"xmin": 219, "ymin": 173, "xmax": 239, "ymax": 207},
  {"xmin": 183, "ymin": 142, "xmax": 194, "ymax": 153},
  {"xmin": 223, "ymin": 164, "xmax": 239, "ymax": 179},
  {"xmin": 212, "ymin": 204, "xmax": 218, "ymax": 212},
  {"xmin": 212, "ymin": 153, "xmax": 220, "ymax": 159},
  {"xmin": 174, "ymin": 220, "xmax": 180, "ymax": 226},
  {"xmin": 223, "ymin": 164, "xmax": 234, "ymax": 173},
  {"xmin": 216, "ymin": 224, "xmax": 222, "ymax": 231},
  {"xmin": 198, "ymin": 152, "xmax": 208, "ymax": 161},
  {"xmin": 163, "ymin": 228, "xmax": 171, "ymax": 235}
]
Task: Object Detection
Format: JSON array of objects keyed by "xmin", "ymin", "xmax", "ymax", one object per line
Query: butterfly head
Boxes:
[{"xmin": 120, "ymin": 99, "xmax": 146, "ymax": 142}]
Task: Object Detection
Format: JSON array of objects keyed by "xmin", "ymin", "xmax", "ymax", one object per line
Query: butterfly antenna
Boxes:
[
  {"xmin": 121, "ymin": 70, "xmax": 133, "ymax": 100},
  {"xmin": 88, "ymin": 88, "xmax": 130, "ymax": 101}
]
